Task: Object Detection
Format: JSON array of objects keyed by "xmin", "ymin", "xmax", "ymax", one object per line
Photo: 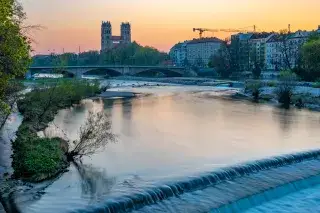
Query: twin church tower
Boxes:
[{"xmin": 101, "ymin": 21, "xmax": 131, "ymax": 51}]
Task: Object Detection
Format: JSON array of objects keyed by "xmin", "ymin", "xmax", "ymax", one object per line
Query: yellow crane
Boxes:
[{"xmin": 193, "ymin": 28, "xmax": 219, "ymax": 38}]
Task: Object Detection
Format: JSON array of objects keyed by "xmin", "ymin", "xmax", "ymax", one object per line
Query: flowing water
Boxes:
[{"xmin": 4, "ymin": 82, "xmax": 320, "ymax": 213}]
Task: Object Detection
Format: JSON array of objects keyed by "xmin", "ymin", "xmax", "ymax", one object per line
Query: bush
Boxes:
[
  {"xmin": 18, "ymin": 80, "xmax": 102, "ymax": 128},
  {"xmin": 13, "ymin": 131, "xmax": 68, "ymax": 181},
  {"xmin": 252, "ymin": 64, "xmax": 262, "ymax": 79},
  {"xmin": 245, "ymin": 80, "xmax": 262, "ymax": 102},
  {"xmin": 312, "ymin": 81, "xmax": 320, "ymax": 88},
  {"xmin": 275, "ymin": 71, "xmax": 297, "ymax": 108},
  {"xmin": 266, "ymin": 81, "xmax": 277, "ymax": 87}
]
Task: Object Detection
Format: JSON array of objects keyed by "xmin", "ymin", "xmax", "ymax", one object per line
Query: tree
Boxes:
[
  {"xmin": 32, "ymin": 42, "xmax": 169, "ymax": 67},
  {"xmin": 275, "ymin": 70, "xmax": 297, "ymax": 108},
  {"xmin": 67, "ymin": 111, "xmax": 116, "ymax": 160},
  {"xmin": 249, "ymin": 46, "xmax": 263, "ymax": 78},
  {"xmin": 245, "ymin": 80, "xmax": 262, "ymax": 102},
  {"xmin": 276, "ymin": 29, "xmax": 305, "ymax": 71},
  {"xmin": 209, "ymin": 44, "xmax": 232, "ymax": 78},
  {"xmin": 300, "ymin": 37, "xmax": 320, "ymax": 81},
  {"xmin": 0, "ymin": 0, "xmax": 31, "ymax": 127},
  {"xmin": 0, "ymin": 81, "xmax": 25, "ymax": 128}
]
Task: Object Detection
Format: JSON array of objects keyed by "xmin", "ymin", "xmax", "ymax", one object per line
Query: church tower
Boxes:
[
  {"xmin": 101, "ymin": 21, "xmax": 112, "ymax": 51},
  {"xmin": 121, "ymin": 22, "xmax": 131, "ymax": 44}
]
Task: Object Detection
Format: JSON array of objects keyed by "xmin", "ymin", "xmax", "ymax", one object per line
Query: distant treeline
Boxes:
[{"xmin": 32, "ymin": 42, "xmax": 169, "ymax": 67}]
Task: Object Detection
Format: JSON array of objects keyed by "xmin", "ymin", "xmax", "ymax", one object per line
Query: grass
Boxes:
[{"xmin": 13, "ymin": 127, "xmax": 68, "ymax": 181}]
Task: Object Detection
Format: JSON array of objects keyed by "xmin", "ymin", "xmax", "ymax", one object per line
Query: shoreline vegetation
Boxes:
[{"xmin": 12, "ymin": 80, "xmax": 103, "ymax": 182}]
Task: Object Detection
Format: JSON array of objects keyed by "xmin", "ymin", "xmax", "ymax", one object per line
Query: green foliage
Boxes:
[
  {"xmin": 18, "ymin": 80, "xmax": 101, "ymax": 127},
  {"xmin": 252, "ymin": 63, "xmax": 262, "ymax": 79},
  {"xmin": 300, "ymin": 38, "xmax": 320, "ymax": 81},
  {"xmin": 12, "ymin": 127, "xmax": 67, "ymax": 181},
  {"xmin": 13, "ymin": 80, "xmax": 102, "ymax": 181},
  {"xmin": 307, "ymin": 32, "xmax": 320, "ymax": 42},
  {"xmin": 312, "ymin": 81, "xmax": 320, "ymax": 88},
  {"xmin": 275, "ymin": 70, "xmax": 297, "ymax": 108},
  {"xmin": 208, "ymin": 44, "xmax": 232, "ymax": 78},
  {"xmin": 0, "ymin": 0, "xmax": 31, "ymax": 99},
  {"xmin": 32, "ymin": 42, "xmax": 169, "ymax": 66}
]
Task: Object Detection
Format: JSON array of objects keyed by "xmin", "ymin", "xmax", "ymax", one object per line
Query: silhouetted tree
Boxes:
[
  {"xmin": 67, "ymin": 111, "xmax": 116, "ymax": 161},
  {"xmin": 275, "ymin": 70, "xmax": 297, "ymax": 108},
  {"xmin": 208, "ymin": 44, "xmax": 232, "ymax": 78}
]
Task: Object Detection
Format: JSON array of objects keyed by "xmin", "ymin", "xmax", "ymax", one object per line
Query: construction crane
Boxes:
[
  {"xmin": 193, "ymin": 28, "xmax": 219, "ymax": 38},
  {"xmin": 219, "ymin": 25, "xmax": 257, "ymax": 33}
]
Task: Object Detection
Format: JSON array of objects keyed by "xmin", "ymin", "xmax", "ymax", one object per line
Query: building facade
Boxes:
[
  {"xmin": 248, "ymin": 33, "xmax": 274, "ymax": 70},
  {"xmin": 265, "ymin": 34, "xmax": 286, "ymax": 70},
  {"xmin": 101, "ymin": 21, "xmax": 131, "ymax": 51},
  {"xmin": 169, "ymin": 42, "xmax": 187, "ymax": 66},
  {"xmin": 265, "ymin": 30, "xmax": 314, "ymax": 71},
  {"xmin": 186, "ymin": 37, "xmax": 224, "ymax": 67},
  {"xmin": 170, "ymin": 37, "xmax": 224, "ymax": 67}
]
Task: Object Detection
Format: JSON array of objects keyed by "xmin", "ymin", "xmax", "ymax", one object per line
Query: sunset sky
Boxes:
[{"xmin": 22, "ymin": 0, "xmax": 320, "ymax": 54}]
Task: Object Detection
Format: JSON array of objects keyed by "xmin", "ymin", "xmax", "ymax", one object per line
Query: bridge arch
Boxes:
[
  {"xmin": 82, "ymin": 68, "xmax": 122, "ymax": 77},
  {"xmin": 59, "ymin": 70, "xmax": 75, "ymax": 78},
  {"xmin": 134, "ymin": 68, "xmax": 183, "ymax": 77},
  {"xmin": 30, "ymin": 68, "xmax": 75, "ymax": 78}
]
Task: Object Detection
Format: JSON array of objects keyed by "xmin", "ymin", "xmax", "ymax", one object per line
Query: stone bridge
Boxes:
[{"xmin": 29, "ymin": 65, "xmax": 186, "ymax": 78}]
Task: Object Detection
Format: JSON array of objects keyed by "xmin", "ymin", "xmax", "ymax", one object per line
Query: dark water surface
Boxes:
[{"xmin": 4, "ymin": 85, "xmax": 320, "ymax": 213}]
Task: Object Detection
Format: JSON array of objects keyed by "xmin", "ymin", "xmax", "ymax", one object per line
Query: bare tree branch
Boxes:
[{"xmin": 67, "ymin": 111, "xmax": 116, "ymax": 160}]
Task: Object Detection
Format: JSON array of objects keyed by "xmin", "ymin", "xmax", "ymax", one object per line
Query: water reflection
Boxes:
[
  {"xmin": 11, "ymin": 85, "xmax": 320, "ymax": 213},
  {"xmin": 73, "ymin": 162, "xmax": 116, "ymax": 203},
  {"xmin": 272, "ymin": 107, "xmax": 296, "ymax": 133},
  {"xmin": 104, "ymin": 98, "xmax": 134, "ymax": 137}
]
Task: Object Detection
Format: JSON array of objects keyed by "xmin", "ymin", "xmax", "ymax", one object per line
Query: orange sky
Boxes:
[{"xmin": 22, "ymin": 0, "xmax": 320, "ymax": 54}]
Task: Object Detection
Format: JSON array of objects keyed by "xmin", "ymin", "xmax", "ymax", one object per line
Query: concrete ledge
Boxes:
[{"xmin": 99, "ymin": 91, "xmax": 137, "ymax": 98}]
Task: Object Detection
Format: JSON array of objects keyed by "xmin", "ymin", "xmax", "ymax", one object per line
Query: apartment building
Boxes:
[
  {"xmin": 186, "ymin": 37, "xmax": 224, "ymax": 66},
  {"xmin": 170, "ymin": 37, "xmax": 224, "ymax": 67},
  {"xmin": 265, "ymin": 30, "xmax": 313, "ymax": 70},
  {"xmin": 169, "ymin": 42, "xmax": 188, "ymax": 66},
  {"xmin": 248, "ymin": 33, "xmax": 274, "ymax": 70}
]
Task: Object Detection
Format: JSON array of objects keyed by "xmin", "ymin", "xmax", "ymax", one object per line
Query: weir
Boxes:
[{"xmin": 70, "ymin": 149, "xmax": 320, "ymax": 213}]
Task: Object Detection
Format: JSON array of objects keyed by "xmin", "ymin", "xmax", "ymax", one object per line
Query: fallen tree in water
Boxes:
[
  {"xmin": 12, "ymin": 80, "xmax": 106, "ymax": 182},
  {"xmin": 67, "ymin": 111, "xmax": 116, "ymax": 161}
]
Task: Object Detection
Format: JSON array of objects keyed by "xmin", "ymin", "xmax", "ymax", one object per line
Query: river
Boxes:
[{"xmin": 3, "ymin": 81, "xmax": 320, "ymax": 213}]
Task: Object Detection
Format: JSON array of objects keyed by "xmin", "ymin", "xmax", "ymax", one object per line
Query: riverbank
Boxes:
[
  {"xmin": 12, "ymin": 80, "xmax": 102, "ymax": 182},
  {"xmin": 238, "ymin": 85, "xmax": 320, "ymax": 111},
  {"xmin": 110, "ymin": 77, "xmax": 320, "ymax": 111},
  {"xmin": 112, "ymin": 76, "xmax": 243, "ymax": 87}
]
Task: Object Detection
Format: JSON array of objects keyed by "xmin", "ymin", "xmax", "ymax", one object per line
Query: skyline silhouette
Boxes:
[{"xmin": 23, "ymin": 0, "xmax": 320, "ymax": 54}]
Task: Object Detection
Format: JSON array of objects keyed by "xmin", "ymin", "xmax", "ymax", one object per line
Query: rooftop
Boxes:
[
  {"xmin": 238, "ymin": 33, "xmax": 253, "ymax": 40},
  {"xmin": 188, "ymin": 37, "xmax": 224, "ymax": 44},
  {"xmin": 267, "ymin": 34, "xmax": 285, "ymax": 43},
  {"xmin": 251, "ymin": 32, "xmax": 274, "ymax": 39}
]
